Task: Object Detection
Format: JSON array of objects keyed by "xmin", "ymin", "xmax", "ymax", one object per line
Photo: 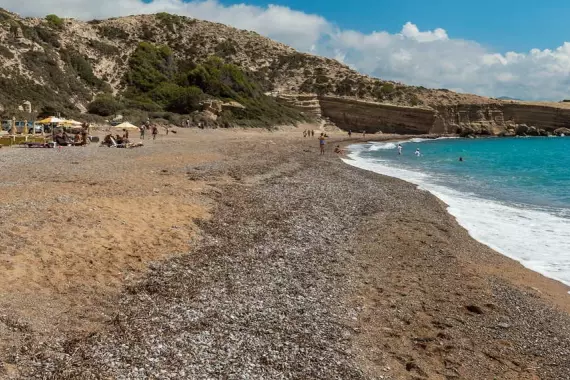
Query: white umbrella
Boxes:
[
  {"xmin": 38, "ymin": 116, "xmax": 64, "ymax": 124},
  {"xmin": 112, "ymin": 122, "xmax": 140, "ymax": 131}
]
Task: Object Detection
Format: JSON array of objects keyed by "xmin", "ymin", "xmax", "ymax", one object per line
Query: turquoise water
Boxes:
[
  {"xmin": 365, "ymin": 137, "xmax": 570, "ymax": 212},
  {"xmin": 345, "ymin": 137, "xmax": 570, "ymax": 287}
]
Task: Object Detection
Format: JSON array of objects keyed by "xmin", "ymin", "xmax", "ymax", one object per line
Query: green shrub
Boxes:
[
  {"xmin": 166, "ymin": 86, "xmax": 203, "ymax": 114},
  {"xmin": 125, "ymin": 42, "xmax": 174, "ymax": 93},
  {"xmin": 88, "ymin": 40, "xmax": 120, "ymax": 56},
  {"xmin": 32, "ymin": 26, "xmax": 61, "ymax": 48},
  {"xmin": 380, "ymin": 83, "xmax": 395, "ymax": 94},
  {"xmin": 215, "ymin": 39, "xmax": 238, "ymax": 57},
  {"xmin": 156, "ymin": 13, "xmax": 183, "ymax": 33},
  {"xmin": 98, "ymin": 25, "xmax": 130, "ymax": 40},
  {"xmin": 122, "ymin": 97, "xmax": 162, "ymax": 112},
  {"xmin": 45, "ymin": 14, "xmax": 64, "ymax": 29},
  {"xmin": 61, "ymin": 49, "xmax": 102, "ymax": 87},
  {"xmin": 87, "ymin": 95, "xmax": 124, "ymax": 116}
]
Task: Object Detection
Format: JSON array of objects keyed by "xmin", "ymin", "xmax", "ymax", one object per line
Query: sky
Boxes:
[{"xmin": 4, "ymin": 0, "xmax": 570, "ymax": 100}]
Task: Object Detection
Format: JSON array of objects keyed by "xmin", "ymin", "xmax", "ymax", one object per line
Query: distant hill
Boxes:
[{"xmin": 497, "ymin": 96, "xmax": 522, "ymax": 101}]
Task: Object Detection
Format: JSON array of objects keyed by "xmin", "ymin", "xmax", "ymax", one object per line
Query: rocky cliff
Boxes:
[{"xmin": 319, "ymin": 97, "xmax": 570, "ymax": 136}]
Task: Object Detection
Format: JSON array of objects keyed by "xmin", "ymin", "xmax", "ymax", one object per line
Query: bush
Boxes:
[
  {"xmin": 62, "ymin": 50, "xmax": 102, "ymax": 87},
  {"xmin": 166, "ymin": 86, "xmax": 203, "ymax": 114},
  {"xmin": 156, "ymin": 13, "xmax": 184, "ymax": 33},
  {"xmin": 380, "ymin": 83, "xmax": 395, "ymax": 94},
  {"xmin": 34, "ymin": 26, "xmax": 61, "ymax": 47},
  {"xmin": 87, "ymin": 95, "xmax": 124, "ymax": 116},
  {"xmin": 125, "ymin": 42, "xmax": 174, "ymax": 93},
  {"xmin": 45, "ymin": 14, "xmax": 64, "ymax": 29},
  {"xmin": 98, "ymin": 25, "xmax": 130, "ymax": 40},
  {"xmin": 215, "ymin": 39, "xmax": 238, "ymax": 57},
  {"xmin": 88, "ymin": 40, "xmax": 120, "ymax": 56}
]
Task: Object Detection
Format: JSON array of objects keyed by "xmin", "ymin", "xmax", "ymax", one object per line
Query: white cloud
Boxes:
[
  {"xmin": 400, "ymin": 22, "xmax": 448, "ymax": 42},
  {"xmin": 4, "ymin": 0, "xmax": 570, "ymax": 100}
]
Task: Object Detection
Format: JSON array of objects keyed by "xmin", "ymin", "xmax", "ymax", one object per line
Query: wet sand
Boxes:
[{"xmin": 1, "ymin": 127, "xmax": 569, "ymax": 379}]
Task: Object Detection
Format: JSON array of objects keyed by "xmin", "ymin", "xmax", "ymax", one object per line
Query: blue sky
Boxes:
[
  {"xmin": 215, "ymin": 0, "xmax": 570, "ymax": 53},
  {"xmin": 7, "ymin": 0, "xmax": 570, "ymax": 100}
]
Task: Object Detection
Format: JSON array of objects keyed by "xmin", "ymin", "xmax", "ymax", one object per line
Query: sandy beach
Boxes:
[{"xmin": 1, "ymin": 126, "xmax": 569, "ymax": 379}]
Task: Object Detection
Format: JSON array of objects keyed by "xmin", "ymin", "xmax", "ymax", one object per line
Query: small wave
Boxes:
[
  {"xmin": 343, "ymin": 151, "xmax": 570, "ymax": 288},
  {"xmin": 369, "ymin": 142, "xmax": 397, "ymax": 151}
]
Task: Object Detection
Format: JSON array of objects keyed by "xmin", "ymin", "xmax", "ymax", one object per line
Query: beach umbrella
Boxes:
[
  {"xmin": 38, "ymin": 116, "xmax": 64, "ymax": 124},
  {"xmin": 61, "ymin": 119, "xmax": 82, "ymax": 126},
  {"xmin": 112, "ymin": 122, "xmax": 139, "ymax": 131}
]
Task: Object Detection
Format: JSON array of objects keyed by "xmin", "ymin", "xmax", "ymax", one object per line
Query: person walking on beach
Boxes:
[
  {"xmin": 303, "ymin": 130, "xmax": 307, "ymax": 138},
  {"xmin": 397, "ymin": 144, "xmax": 402, "ymax": 155},
  {"xmin": 152, "ymin": 125, "xmax": 158, "ymax": 140},
  {"xmin": 319, "ymin": 133, "xmax": 326, "ymax": 155},
  {"xmin": 348, "ymin": 130, "xmax": 352, "ymax": 138},
  {"xmin": 311, "ymin": 130, "xmax": 315, "ymax": 137},
  {"xmin": 140, "ymin": 125, "xmax": 145, "ymax": 139},
  {"xmin": 362, "ymin": 130, "xmax": 366, "ymax": 138},
  {"xmin": 415, "ymin": 148, "xmax": 421, "ymax": 157}
]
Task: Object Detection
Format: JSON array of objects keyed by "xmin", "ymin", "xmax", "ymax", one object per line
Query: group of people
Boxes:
[
  {"xmin": 397, "ymin": 143, "xmax": 422, "ymax": 157},
  {"xmin": 317, "ymin": 132, "xmax": 346, "ymax": 156},
  {"xmin": 139, "ymin": 121, "xmax": 160, "ymax": 140},
  {"xmin": 53, "ymin": 123, "xmax": 90, "ymax": 146},
  {"xmin": 102, "ymin": 128, "xmax": 131, "ymax": 146},
  {"xmin": 303, "ymin": 129, "xmax": 315, "ymax": 138},
  {"xmin": 346, "ymin": 130, "xmax": 367, "ymax": 138}
]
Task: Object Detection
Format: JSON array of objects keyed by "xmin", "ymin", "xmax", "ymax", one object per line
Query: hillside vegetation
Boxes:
[{"xmin": 0, "ymin": 8, "xmax": 496, "ymax": 125}]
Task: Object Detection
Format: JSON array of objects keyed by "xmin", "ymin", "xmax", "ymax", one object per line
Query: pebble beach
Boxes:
[{"xmin": 1, "ymin": 127, "xmax": 569, "ymax": 379}]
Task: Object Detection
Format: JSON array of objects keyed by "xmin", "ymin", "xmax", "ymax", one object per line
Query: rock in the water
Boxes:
[{"xmin": 554, "ymin": 127, "xmax": 570, "ymax": 136}]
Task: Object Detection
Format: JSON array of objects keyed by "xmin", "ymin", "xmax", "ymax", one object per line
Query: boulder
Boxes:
[
  {"xmin": 538, "ymin": 128, "xmax": 548, "ymax": 136},
  {"xmin": 554, "ymin": 127, "xmax": 570, "ymax": 136},
  {"xmin": 527, "ymin": 126, "xmax": 539, "ymax": 136},
  {"xmin": 515, "ymin": 124, "xmax": 529, "ymax": 135}
]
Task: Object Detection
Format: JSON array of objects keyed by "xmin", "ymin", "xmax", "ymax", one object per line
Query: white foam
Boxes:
[
  {"xmin": 369, "ymin": 142, "xmax": 397, "ymax": 151},
  {"xmin": 344, "ymin": 150, "xmax": 570, "ymax": 288}
]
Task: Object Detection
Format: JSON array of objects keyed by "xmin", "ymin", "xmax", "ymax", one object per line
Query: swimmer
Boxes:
[
  {"xmin": 415, "ymin": 148, "xmax": 421, "ymax": 157},
  {"xmin": 459, "ymin": 156, "xmax": 463, "ymax": 162},
  {"xmin": 397, "ymin": 144, "xmax": 402, "ymax": 155}
]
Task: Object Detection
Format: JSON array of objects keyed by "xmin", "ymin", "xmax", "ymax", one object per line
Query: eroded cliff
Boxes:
[{"xmin": 318, "ymin": 96, "xmax": 570, "ymax": 136}]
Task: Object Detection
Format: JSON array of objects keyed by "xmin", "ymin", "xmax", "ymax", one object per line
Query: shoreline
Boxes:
[
  {"xmin": 342, "ymin": 138, "xmax": 570, "ymax": 293},
  {"xmin": 3, "ymin": 128, "xmax": 570, "ymax": 379},
  {"xmin": 342, "ymin": 138, "xmax": 570, "ymax": 307}
]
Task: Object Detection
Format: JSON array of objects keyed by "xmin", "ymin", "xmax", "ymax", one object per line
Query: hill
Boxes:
[{"xmin": 0, "ymin": 9, "xmax": 497, "ymax": 127}]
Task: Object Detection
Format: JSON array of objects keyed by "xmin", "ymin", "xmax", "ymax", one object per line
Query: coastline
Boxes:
[
  {"xmin": 342, "ymin": 138, "xmax": 570, "ymax": 297},
  {"xmin": 2, "ymin": 128, "xmax": 570, "ymax": 379}
]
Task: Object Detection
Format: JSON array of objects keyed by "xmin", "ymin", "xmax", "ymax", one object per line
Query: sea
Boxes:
[{"xmin": 344, "ymin": 136, "xmax": 570, "ymax": 288}]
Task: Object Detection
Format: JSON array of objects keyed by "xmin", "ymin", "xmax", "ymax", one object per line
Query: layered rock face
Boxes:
[
  {"xmin": 275, "ymin": 93, "xmax": 322, "ymax": 118},
  {"xmin": 318, "ymin": 96, "xmax": 570, "ymax": 136},
  {"xmin": 319, "ymin": 96, "xmax": 436, "ymax": 134}
]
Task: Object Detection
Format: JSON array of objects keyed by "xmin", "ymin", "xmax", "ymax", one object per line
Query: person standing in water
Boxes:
[
  {"xmin": 397, "ymin": 144, "xmax": 402, "ymax": 155},
  {"xmin": 415, "ymin": 148, "xmax": 421, "ymax": 157},
  {"xmin": 319, "ymin": 133, "xmax": 326, "ymax": 155}
]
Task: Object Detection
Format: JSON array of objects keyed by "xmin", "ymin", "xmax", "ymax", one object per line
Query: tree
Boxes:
[{"xmin": 87, "ymin": 95, "xmax": 123, "ymax": 116}]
